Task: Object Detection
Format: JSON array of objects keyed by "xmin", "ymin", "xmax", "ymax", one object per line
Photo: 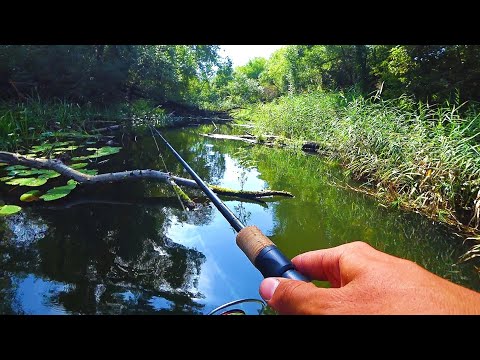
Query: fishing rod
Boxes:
[{"xmin": 150, "ymin": 125, "xmax": 309, "ymax": 282}]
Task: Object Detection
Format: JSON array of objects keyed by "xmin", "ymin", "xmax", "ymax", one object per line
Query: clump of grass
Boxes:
[
  {"xmin": 237, "ymin": 91, "xmax": 480, "ymax": 245},
  {"xmin": 0, "ymin": 98, "xmax": 126, "ymax": 151}
]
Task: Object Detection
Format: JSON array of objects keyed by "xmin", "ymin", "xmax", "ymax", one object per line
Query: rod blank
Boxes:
[{"xmin": 151, "ymin": 126, "xmax": 308, "ymax": 282}]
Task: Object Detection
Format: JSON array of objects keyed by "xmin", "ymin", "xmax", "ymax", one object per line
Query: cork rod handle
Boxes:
[{"xmin": 236, "ymin": 225, "xmax": 309, "ymax": 281}]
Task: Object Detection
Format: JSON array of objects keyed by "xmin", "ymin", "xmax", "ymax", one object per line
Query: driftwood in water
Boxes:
[
  {"xmin": 0, "ymin": 151, "xmax": 293, "ymax": 200},
  {"xmin": 200, "ymin": 133, "xmax": 284, "ymax": 147},
  {"xmin": 201, "ymin": 133, "xmax": 321, "ymax": 153}
]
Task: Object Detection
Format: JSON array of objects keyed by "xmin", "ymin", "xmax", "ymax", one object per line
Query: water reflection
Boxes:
[{"xmin": 0, "ymin": 124, "xmax": 479, "ymax": 314}]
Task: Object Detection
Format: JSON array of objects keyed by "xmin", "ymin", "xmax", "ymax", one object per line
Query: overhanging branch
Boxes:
[{"xmin": 0, "ymin": 151, "xmax": 293, "ymax": 199}]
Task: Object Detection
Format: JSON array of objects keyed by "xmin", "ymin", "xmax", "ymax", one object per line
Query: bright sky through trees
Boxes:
[{"xmin": 219, "ymin": 45, "xmax": 284, "ymax": 68}]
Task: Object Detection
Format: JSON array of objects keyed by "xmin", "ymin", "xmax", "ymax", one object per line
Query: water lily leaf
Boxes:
[
  {"xmin": 0, "ymin": 205, "xmax": 22, "ymax": 216},
  {"xmin": 0, "ymin": 176, "xmax": 14, "ymax": 181},
  {"xmin": 54, "ymin": 145, "xmax": 79, "ymax": 151},
  {"xmin": 40, "ymin": 181, "xmax": 77, "ymax": 201},
  {"xmin": 71, "ymin": 146, "xmax": 121, "ymax": 161},
  {"xmin": 5, "ymin": 165, "xmax": 29, "ymax": 170},
  {"xmin": 70, "ymin": 162, "xmax": 88, "ymax": 169},
  {"xmin": 77, "ymin": 169, "xmax": 98, "ymax": 175},
  {"xmin": 20, "ymin": 190, "xmax": 42, "ymax": 202},
  {"xmin": 38, "ymin": 171, "xmax": 62, "ymax": 179},
  {"xmin": 30, "ymin": 141, "xmax": 74, "ymax": 153},
  {"xmin": 10, "ymin": 169, "xmax": 44, "ymax": 176},
  {"xmin": 6, "ymin": 177, "xmax": 48, "ymax": 187},
  {"xmin": 0, "ymin": 162, "xmax": 8, "ymax": 167}
]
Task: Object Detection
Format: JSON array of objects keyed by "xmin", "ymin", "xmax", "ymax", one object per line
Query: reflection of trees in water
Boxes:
[
  {"xmin": 233, "ymin": 202, "xmax": 251, "ymax": 226},
  {"xmin": 248, "ymin": 146, "xmax": 480, "ymax": 291},
  {"xmin": 145, "ymin": 129, "xmax": 227, "ymax": 186},
  {"xmin": 0, "ymin": 194, "xmax": 207, "ymax": 314}
]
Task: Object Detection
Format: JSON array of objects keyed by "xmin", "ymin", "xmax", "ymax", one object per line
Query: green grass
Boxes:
[
  {"xmin": 0, "ymin": 98, "xmax": 128, "ymax": 151},
  {"xmin": 0, "ymin": 98, "xmax": 182, "ymax": 152},
  {"xmin": 235, "ymin": 91, "xmax": 480, "ymax": 241}
]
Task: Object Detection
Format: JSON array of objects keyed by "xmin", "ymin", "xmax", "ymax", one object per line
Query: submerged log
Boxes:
[{"xmin": 0, "ymin": 151, "xmax": 293, "ymax": 200}]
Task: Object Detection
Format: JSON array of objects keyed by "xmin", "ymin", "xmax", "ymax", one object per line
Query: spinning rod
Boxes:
[{"xmin": 150, "ymin": 125, "xmax": 308, "ymax": 282}]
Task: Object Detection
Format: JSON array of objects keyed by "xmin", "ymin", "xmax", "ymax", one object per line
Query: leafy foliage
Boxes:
[
  {"xmin": 211, "ymin": 45, "xmax": 480, "ymax": 108},
  {"xmin": 0, "ymin": 205, "xmax": 21, "ymax": 216},
  {"xmin": 40, "ymin": 180, "xmax": 77, "ymax": 201}
]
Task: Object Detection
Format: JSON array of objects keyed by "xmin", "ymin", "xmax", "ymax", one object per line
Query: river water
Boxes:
[{"xmin": 0, "ymin": 124, "xmax": 479, "ymax": 314}]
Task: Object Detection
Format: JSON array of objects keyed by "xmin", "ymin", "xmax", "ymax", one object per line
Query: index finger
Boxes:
[{"xmin": 292, "ymin": 241, "xmax": 370, "ymax": 287}]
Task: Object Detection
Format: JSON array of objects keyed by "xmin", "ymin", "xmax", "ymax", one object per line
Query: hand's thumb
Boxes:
[{"xmin": 259, "ymin": 277, "xmax": 328, "ymax": 315}]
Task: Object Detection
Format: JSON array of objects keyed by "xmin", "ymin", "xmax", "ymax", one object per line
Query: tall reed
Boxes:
[{"xmin": 240, "ymin": 91, "xmax": 480, "ymax": 242}]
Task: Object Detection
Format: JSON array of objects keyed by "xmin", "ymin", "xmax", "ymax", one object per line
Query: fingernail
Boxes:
[{"xmin": 259, "ymin": 278, "xmax": 280, "ymax": 301}]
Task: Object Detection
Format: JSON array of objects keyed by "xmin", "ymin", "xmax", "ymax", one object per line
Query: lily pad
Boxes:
[
  {"xmin": 0, "ymin": 205, "xmax": 22, "ymax": 216},
  {"xmin": 40, "ymin": 181, "xmax": 77, "ymax": 201},
  {"xmin": 20, "ymin": 190, "xmax": 42, "ymax": 202},
  {"xmin": 53, "ymin": 145, "xmax": 79, "ymax": 152},
  {"xmin": 5, "ymin": 165, "xmax": 29, "ymax": 171},
  {"xmin": 0, "ymin": 176, "xmax": 14, "ymax": 182},
  {"xmin": 9, "ymin": 169, "xmax": 44, "ymax": 177},
  {"xmin": 37, "ymin": 170, "xmax": 61, "ymax": 179},
  {"xmin": 0, "ymin": 162, "xmax": 8, "ymax": 167},
  {"xmin": 30, "ymin": 141, "xmax": 74, "ymax": 153},
  {"xmin": 6, "ymin": 177, "xmax": 48, "ymax": 187},
  {"xmin": 77, "ymin": 169, "xmax": 98, "ymax": 175},
  {"xmin": 72, "ymin": 146, "xmax": 121, "ymax": 161},
  {"xmin": 70, "ymin": 163, "xmax": 88, "ymax": 169}
]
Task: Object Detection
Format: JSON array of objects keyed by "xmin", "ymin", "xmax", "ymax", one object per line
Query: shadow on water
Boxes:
[{"xmin": 0, "ymin": 124, "xmax": 479, "ymax": 314}]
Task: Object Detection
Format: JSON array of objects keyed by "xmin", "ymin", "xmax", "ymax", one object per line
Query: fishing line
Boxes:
[{"xmin": 148, "ymin": 123, "xmax": 186, "ymax": 212}]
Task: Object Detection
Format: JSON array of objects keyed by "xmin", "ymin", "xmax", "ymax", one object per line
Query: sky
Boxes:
[{"xmin": 219, "ymin": 45, "xmax": 284, "ymax": 68}]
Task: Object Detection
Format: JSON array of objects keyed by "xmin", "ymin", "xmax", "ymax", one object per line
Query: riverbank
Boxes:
[
  {"xmin": 231, "ymin": 91, "xmax": 480, "ymax": 260},
  {"xmin": 0, "ymin": 99, "xmax": 231, "ymax": 152}
]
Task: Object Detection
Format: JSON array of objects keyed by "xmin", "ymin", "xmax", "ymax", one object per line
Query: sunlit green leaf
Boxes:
[
  {"xmin": 40, "ymin": 181, "xmax": 77, "ymax": 201},
  {"xmin": 0, "ymin": 162, "xmax": 8, "ymax": 167},
  {"xmin": 77, "ymin": 169, "xmax": 98, "ymax": 175},
  {"xmin": 5, "ymin": 165, "xmax": 29, "ymax": 171},
  {"xmin": 0, "ymin": 176, "xmax": 14, "ymax": 182},
  {"xmin": 20, "ymin": 190, "xmax": 42, "ymax": 202},
  {"xmin": 6, "ymin": 177, "xmax": 48, "ymax": 187},
  {"xmin": 9, "ymin": 169, "xmax": 44, "ymax": 176},
  {"xmin": 30, "ymin": 141, "xmax": 74, "ymax": 153},
  {"xmin": 71, "ymin": 146, "xmax": 121, "ymax": 161},
  {"xmin": 37, "ymin": 170, "xmax": 61, "ymax": 179},
  {"xmin": 70, "ymin": 162, "xmax": 88, "ymax": 169},
  {"xmin": 0, "ymin": 205, "xmax": 22, "ymax": 216},
  {"xmin": 54, "ymin": 145, "xmax": 79, "ymax": 151}
]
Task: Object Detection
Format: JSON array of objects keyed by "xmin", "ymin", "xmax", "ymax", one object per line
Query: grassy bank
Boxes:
[
  {"xmin": 0, "ymin": 99, "xmax": 130, "ymax": 151},
  {"xmin": 232, "ymin": 91, "xmax": 480, "ymax": 254},
  {"xmin": 0, "ymin": 99, "xmax": 184, "ymax": 152}
]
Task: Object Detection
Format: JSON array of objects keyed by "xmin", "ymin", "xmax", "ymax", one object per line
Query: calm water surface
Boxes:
[{"xmin": 1, "ymin": 124, "xmax": 479, "ymax": 314}]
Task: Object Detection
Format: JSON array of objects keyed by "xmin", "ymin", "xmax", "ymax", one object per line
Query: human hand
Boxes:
[{"xmin": 259, "ymin": 241, "xmax": 480, "ymax": 314}]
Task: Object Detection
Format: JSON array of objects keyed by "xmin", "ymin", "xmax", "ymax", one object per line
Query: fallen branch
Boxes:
[
  {"xmin": 201, "ymin": 133, "xmax": 287, "ymax": 148},
  {"xmin": 91, "ymin": 124, "xmax": 124, "ymax": 133},
  {"xmin": 201, "ymin": 133, "xmax": 258, "ymax": 144},
  {"xmin": 201, "ymin": 133, "xmax": 322, "ymax": 153},
  {"xmin": 0, "ymin": 151, "xmax": 293, "ymax": 199}
]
